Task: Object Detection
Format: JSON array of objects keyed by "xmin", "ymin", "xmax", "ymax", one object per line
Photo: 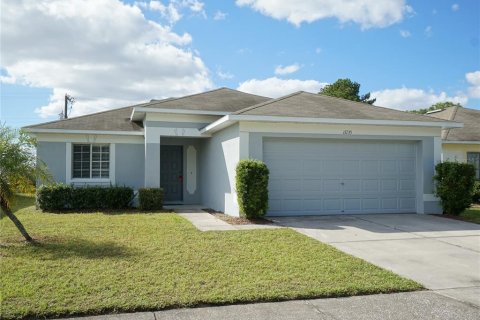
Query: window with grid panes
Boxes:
[
  {"xmin": 72, "ymin": 144, "xmax": 109, "ymax": 179},
  {"xmin": 467, "ymin": 152, "xmax": 480, "ymax": 180}
]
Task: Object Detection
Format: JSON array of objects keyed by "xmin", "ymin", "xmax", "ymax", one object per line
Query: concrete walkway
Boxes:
[
  {"xmin": 176, "ymin": 209, "xmax": 280, "ymax": 231},
  {"xmin": 67, "ymin": 291, "xmax": 479, "ymax": 320},
  {"xmin": 272, "ymin": 214, "xmax": 480, "ymax": 307}
]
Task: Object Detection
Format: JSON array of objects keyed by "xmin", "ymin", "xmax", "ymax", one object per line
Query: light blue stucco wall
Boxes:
[
  {"xmin": 200, "ymin": 124, "xmax": 240, "ymax": 215},
  {"xmin": 115, "ymin": 143, "xmax": 145, "ymax": 189},
  {"xmin": 37, "ymin": 141, "xmax": 66, "ymax": 184}
]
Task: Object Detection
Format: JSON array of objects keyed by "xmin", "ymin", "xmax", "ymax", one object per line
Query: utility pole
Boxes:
[{"xmin": 62, "ymin": 94, "xmax": 75, "ymax": 119}]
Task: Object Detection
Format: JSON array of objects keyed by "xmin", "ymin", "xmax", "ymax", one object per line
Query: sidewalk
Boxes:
[
  {"xmin": 176, "ymin": 209, "xmax": 280, "ymax": 231},
  {"xmin": 67, "ymin": 291, "xmax": 479, "ymax": 320}
]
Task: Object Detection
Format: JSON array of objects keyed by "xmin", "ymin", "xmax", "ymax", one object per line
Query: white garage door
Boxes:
[{"xmin": 264, "ymin": 138, "xmax": 417, "ymax": 216}]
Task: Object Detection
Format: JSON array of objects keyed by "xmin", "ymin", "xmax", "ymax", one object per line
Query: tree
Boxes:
[
  {"xmin": 409, "ymin": 102, "xmax": 462, "ymax": 114},
  {"xmin": 319, "ymin": 78, "xmax": 376, "ymax": 104},
  {"xmin": 0, "ymin": 125, "xmax": 50, "ymax": 242}
]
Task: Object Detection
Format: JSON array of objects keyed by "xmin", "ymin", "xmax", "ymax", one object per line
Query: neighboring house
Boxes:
[
  {"xmin": 24, "ymin": 88, "xmax": 461, "ymax": 216},
  {"xmin": 427, "ymin": 106, "xmax": 480, "ymax": 179}
]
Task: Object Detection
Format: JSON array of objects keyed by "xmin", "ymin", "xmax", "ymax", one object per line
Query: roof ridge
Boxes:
[
  {"xmin": 143, "ymin": 87, "xmax": 271, "ymax": 109},
  {"xmin": 23, "ymin": 105, "xmax": 135, "ymax": 129},
  {"xmin": 235, "ymin": 91, "xmax": 303, "ymax": 114}
]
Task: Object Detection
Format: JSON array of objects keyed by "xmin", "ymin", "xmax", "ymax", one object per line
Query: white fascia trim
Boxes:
[
  {"xmin": 201, "ymin": 114, "xmax": 462, "ymax": 133},
  {"xmin": 131, "ymin": 107, "xmax": 230, "ymax": 121},
  {"xmin": 442, "ymin": 141, "xmax": 480, "ymax": 145},
  {"xmin": 25, "ymin": 128, "xmax": 144, "ymax": 136},
  {"xmin": 200, "ymin": 115, "xmax": 235, "ymax": 133}
]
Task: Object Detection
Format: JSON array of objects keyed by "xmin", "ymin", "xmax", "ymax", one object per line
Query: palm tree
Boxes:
[{"xmin": 0, "ymin": 125, "xmax": 50, "ymax": 242}]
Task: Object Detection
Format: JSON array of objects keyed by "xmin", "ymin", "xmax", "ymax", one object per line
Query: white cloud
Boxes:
[
  {"xmin": 451, "ymin": 4, "xmax": 460, "ymax": 12},
  {"xmin": 371, "ymin": 87, "xmax": 468, "ymax": 110},
  {"xmin": 139, "ymin": 1, "xmax": 206, "ymax": 24},
  {"xmin": 274, "ymin": 63, "xmax": 301, "ymax": 75},
  {"xmin": 236, "ymin": 0, "xmax": 413, "ymax": 29},
  {"xmin": 315, "ymin": 47, "xmax": 322, "ymax": 54},
  {"xmin": 399, "ymin": 29, "xmax": 411, "ymax": 38},
  {"xmin": 424, "ymin": 25, "xmax": 433, "ymax": 37},
  {"xmin": 466, "ymin": 71, "xmax": 480, "ymax": 98},
  {"xmin": 238, "ymin": 77, "xmax": 327, "ymax": 98},
  {"xmin": 1, "ymin": 0, "xmax": 213, "ymax": 119},
  {"xmin": 214, "ymin": 10, "xmax": 227, "ymax": 20},
  {"xmin": 216, "ymin": 68, "xmax": 234, "ymax": 80}
]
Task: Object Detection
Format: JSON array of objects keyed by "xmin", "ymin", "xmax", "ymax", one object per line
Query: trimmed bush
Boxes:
[
  {"xmin": 37, "ymin": 184, "xmax": 133, "ymax": 211},
  {"xmin": 473, "ymin": 181, "xmax": 480, "ymax": 204},
  {"xmin": 434, "ymin": 162, "xmax": 476, "ymax": 215},
  {"xmin": 138, "ymin": 188, "xmax": 164, "ymax": 211},
  {"xmin": 236, "ymin": 159, "xmax": 269, "ymax": 219}
]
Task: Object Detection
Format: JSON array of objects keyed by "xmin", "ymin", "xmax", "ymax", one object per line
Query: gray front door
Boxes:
[{"xmin": 161, "ymin": 145, "xmax": 183, "ymax": 202}]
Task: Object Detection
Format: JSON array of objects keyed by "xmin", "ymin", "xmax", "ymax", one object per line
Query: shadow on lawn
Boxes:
[{"xmin": 13, "ymin": 238, "xmax": 136, "ymax": 260}]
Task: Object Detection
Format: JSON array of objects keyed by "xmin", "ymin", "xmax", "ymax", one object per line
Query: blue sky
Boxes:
[{"xmin": 1, "ymin": 0, "xmax": 479, "ymax": 128}]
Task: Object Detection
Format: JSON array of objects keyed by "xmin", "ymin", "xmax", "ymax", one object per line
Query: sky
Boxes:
[{"xmin": 1, "ymin": 0, "xmax": 479, "ymax": 128}]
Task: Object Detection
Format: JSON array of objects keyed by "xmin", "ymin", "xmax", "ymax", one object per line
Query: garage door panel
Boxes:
[
  {"xmin": 324, "ymin": 160, "xmax": 343, "ymax": 174},
  {"xmin": 264, "ymin": 138, "xmax": 417, "ymax": 216},
  {"xmin": 362, "ymin": 160, "xmax": 380, "ymax": 174},
  {"xmin": 324, "ymin": 199, "xmax": 342, "ymax": 211},
  {"xmin": 399, "ymin": 179, "xmax": 415, "ymax": 191},
  {"xmin": 324, "ymin": 179, "xmax": 342, "ymax": 192},
  {"xmin": 363, "ymin": 180, "xmax": 379, "ymax": 192},
  {"xmin": 343, "ymin": 179, "xmax": 361, "ymax": 192},
  {"xmin": 399, "ymin": 159, "xmax": 416, "ymax": 173},
  {"xmin": 399, "ymin": 198, "xmax": 416, "ymax": 210},
  {"xmin": 344, "ymin": 198, "xmax": 362, "ymax": 211},
  {"xmin": 343, "ymin": 160, "xmax": 360, "ymax": 175},
  {"xmin": 382, "ymin": 198, "xmax": 398, "ymax": 210},
  {"xmin": 381, "ymin": 179, "xmax": 398, "ymax": 192},
  {"xmin": 381, "ymin": 160, "xmax": 397, "ymax": 174}
]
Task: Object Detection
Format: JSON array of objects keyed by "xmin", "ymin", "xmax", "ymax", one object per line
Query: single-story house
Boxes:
[
  {"xmin": 427, "ymin": 106, "xmax": 480, "ymax": 179},
  {"xmin": 24, "ymin": 88, "xmax": 462, "ymax": 216}
]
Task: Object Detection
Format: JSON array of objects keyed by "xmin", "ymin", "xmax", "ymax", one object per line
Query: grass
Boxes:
[
  {"xmin": 1, "ymin": 195, "xmax": 422, "ymax": 319},
  {"xmin": 459, "ymin": 206, "xmax": 480, "ymax": 224}
]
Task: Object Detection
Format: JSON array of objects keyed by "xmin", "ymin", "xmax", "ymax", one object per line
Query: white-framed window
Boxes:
[
  {"xmin": 72, "ymin": 144, "xmax": 110, "ymax": 179},
  {"xmin": 467, "ymin": 152, "xmax": 480, "ymax": 180}
]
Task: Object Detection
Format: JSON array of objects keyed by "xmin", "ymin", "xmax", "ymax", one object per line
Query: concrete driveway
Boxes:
[{"xmin": 272, "ymin": 214, "xmax": 480, "ymax": 307}]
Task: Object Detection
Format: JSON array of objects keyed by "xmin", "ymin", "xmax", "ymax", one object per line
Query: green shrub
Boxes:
[
  {"xmin": 236, "ymin": 159, "xmax": 269, "ymax": 219},
  {"xmin": 434, "ymin": 162, "xmax": 476, "ymax": 215},
  {"xmin": 473, "ymin": 181, "xmax": 480, "ymax": 204},
  {"xmin": 37, "ymin": 184, "xmax": 133, "ymax": 211},
  {"xmin": 138, "ymin": 188, "xmax": 164, "ymax": 211}
]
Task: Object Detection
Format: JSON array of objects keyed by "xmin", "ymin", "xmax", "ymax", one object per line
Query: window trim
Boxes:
[
  {"xmin": 467, "ymin": 152, "xmax": 480, "ymax": 180},
  {"xmin": 66, "ymin": 142, "xmax": 115, "ymax": 184}
]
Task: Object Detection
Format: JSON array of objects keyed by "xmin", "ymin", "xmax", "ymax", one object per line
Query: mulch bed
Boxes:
[{"xmin": 202, "ymin": 208, "xmax": 273, "ymax": 225}]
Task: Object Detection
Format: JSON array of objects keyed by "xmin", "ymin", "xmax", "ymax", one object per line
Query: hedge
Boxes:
[
  {"xmin": 236, "ymin": 159, "xmax": 269, "ymax": 219},
  {"xmin": 473, "ymin": 181, "xmax": 480, "ymax": 204},
  {"xmin": 37, "ymin": 184, "xmax": 134, "ymax": 211},
  {"xmin": 138, "ymin": 188, "xmax": 164, "ymax": 211},
  {"xmin": 434, "ymin": 162, "xmax": 476, "ymax": 215}
]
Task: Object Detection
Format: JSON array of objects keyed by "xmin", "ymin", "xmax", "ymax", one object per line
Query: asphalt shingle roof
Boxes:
[
  {"xmin": 24, "ymin": 106, "xmax": 143, "ymax": 132},
  {"xmin": 24, "ymin": 88, "xmax": 270, "ymax": 132},
  {"xmin": 142, "ymin": 87, "xmax": 270, "ymax": 112},
  {"xmin": 427, "ymin": 106, "xmax": 480, "ymax": 141},
  {"xmin": 236, "ymin": 91, "xmax": 448, "ymax": 122}
]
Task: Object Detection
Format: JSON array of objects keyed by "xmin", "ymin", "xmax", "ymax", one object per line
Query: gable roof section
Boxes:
[
  {"xmin": 141, "ymin": 87, "xmax": 271, "ymax": 113},
  {"xmin": 25, "ymin": 88, "xmax": 271, "ymax": 133},
  {"xmin": 24, "ymin": 106, "xmax": 143, "ymax": 133},
  {"xmin": 236, "ymin": 91, "xmax": 449, "ymax": 122},
  {"xmin": 427, "ymin": 106, "xmax": 480, "ymax": 142}
]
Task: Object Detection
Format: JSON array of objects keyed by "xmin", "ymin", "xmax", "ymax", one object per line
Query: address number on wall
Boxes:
[{"xmin": 342, "ymin": 130, "xmax": 353, "ymax": 135}]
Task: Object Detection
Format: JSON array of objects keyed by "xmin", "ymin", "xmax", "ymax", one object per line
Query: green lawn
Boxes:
[
  {"xmin": 1, "ymin": 196, "xmax": 422, "ymax": 319},
  {"xmin": 459, "ymin": 206, "xmax": 480, "ymax": 224}
]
